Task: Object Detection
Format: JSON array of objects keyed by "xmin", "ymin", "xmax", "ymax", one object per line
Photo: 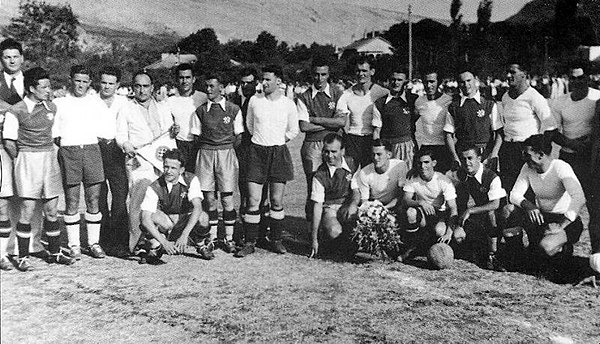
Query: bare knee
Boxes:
[
  {"xmin": 221, "ymin": 193, "xmax": 234, "ymax": 211},
  {"xmin": 406, "ymin": 207, "xmax": 418, "ymax": 224},
  {"xmin": 434, "ymin": 222, "xmax": 447, "ymax": 238}
]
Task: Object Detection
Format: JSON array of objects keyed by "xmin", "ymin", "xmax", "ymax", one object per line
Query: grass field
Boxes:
[{"xmin": 1, "ymin": 136, "xmax": 599, "ymax": 344}]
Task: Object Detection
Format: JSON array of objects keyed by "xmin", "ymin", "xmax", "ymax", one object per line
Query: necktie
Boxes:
[{"xmin": 9, "ymin": 77, "xmax": 18, "ymax": 96}]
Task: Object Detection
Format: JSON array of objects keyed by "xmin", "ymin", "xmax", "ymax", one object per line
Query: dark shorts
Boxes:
[
  {"xmin": 246, "ymin": 143, "xmax": 294, "ymax": 184},
  {"xmin": 344, "ymin": 134, "xmax": 372, "ymax": 168},
  {"xmin": 58, "ymin": 144, "xmax": 105, "ymax": 186}
]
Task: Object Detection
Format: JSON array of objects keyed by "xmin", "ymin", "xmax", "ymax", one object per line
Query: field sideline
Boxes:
[{"xmin": 1, "ymin": 135, "xmax": 599, "ymax": 344}]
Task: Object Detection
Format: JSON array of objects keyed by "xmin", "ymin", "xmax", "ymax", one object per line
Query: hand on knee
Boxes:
[{"xmin": 453, "ymin": 226, "xmax": 466, "ymax": 244}]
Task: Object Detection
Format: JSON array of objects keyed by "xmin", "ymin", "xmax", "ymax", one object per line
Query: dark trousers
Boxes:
[
  {"xmin": 176, "ymin": 139, "xmax": 200, "ymax": 174},
  {"xmin": 345, "ymin": 134, "xmax": 372, "ymax": 168},
  {"xmin": 498, "ymin": 141, "xmax": 525, "ymax": 193},
  {"xmin": 98, "ymin": 139, "xmax": 129, "ymax": 249}
]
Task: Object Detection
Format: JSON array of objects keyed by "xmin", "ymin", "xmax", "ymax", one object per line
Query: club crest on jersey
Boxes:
[
  {"xmin": 403, "ymin": 108, "xmax": 410, "ymax": 115},
  {"xmin": 155, "ymin": 146, "xmax": 169, "ymax": 161},
  {"xmin": 223, "ymin": 116, "xmax": 231, "ymax": 124},
  {"xmin": 328, "ymin": 102, "xmax": 335, "ymax": 110},
  {"xmin": 345, "ymin": 174, "xmax": 352, "ymax": 181},
  {"xmin": 180, "ymin": 191, "xmax": 187, "ymax": 199},
  {"xmin": 477, "ymin": 109, "xmax": 485, "ymax": 118},
  {"xmin": 46, "ymin": 112, "xmax": 54, "ymax": 121}
]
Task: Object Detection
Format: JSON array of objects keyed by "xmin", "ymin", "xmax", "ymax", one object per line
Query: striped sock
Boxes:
[
  {"xmin": 208, "ymin": 210, "xmax": 219, "ymax": 241},
  {"xmin": 44, "ymin": 219, "xmax": 61, "ymax": 254},
  {"xmin": 16, "ymin": 222, "xmax": 31, "ymax": 257},
  {"xmin": 243, "ymin": 210, "xmax": 260, "ymax": 244},
  {"xmin": 85, "ymin": 212, "xmax": 102, "ymax": 246},
  {"xmin": 223, "ymin": 210, "xmax": 236, "ymax": 242},
  {"xmin": 0, "ymin": 220, "xmax": 11, "ymax": 258},
  {"xmin": 269, "ymin": 207, "xmax": 285, "ymax": 241},
  {"xmin": 64, "ymin": 213, "xmax": 80, "ymax": 248}
]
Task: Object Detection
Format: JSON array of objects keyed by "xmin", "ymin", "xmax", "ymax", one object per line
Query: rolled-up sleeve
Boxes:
[
  {"xmin": 557, "ymin": 162, "xmax": 586, "ymax": 221},
  {"xmin": 310, "ymin": 178, "xmax": 325, "ymax": 203},
  {"xmin": 509, "ymin": 166, "xmax": 530, "ymax": 206},
  {"xmin": 487, "ymin": 176, "xmax": 507, "ymax": 201},
  {"xmin": 3, "ymin": 112, "xmax": 19, "ymax": 141},
  {"xmin": 140, "ymin": 187, "xmax": 159, "ymax": 213}
]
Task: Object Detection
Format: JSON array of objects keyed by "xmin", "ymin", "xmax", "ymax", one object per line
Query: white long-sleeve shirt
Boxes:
[
  {"xmin": 246, "ymin": 93, "xmax": 298, "ymax": 146},
  {"xmin": 510, "ymin": 159, "xmax": 586, "ymax": 221},
  {"xmin": 116, "ymin": 98, "xmax": 173, "ymax": 149}
]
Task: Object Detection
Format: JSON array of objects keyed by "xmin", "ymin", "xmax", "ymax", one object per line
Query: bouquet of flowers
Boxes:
[{"xmin": 351, "ymin": 200, "xmax": 403, "ymax": 259}]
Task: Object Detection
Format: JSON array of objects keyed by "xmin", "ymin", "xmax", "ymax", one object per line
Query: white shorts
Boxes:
[
  {"xmin": 0, "ymin": 148, "xmax": 14, "ymax": 197},
  {"xmin": 14, "ymin": 150, "xmax": 63, "ymax": 199}
]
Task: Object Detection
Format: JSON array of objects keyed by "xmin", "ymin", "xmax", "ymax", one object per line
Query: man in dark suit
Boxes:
[{"xmin": 0, "ymin": 38, "xmax": 25, "ymax": 270}]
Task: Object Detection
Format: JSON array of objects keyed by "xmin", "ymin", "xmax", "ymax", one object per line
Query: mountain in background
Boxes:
[
  {"xmin": 1, "ymin": 0, "xmax": 530, "ymax": 49},
  {"xmin": 506, "ymin": 0, "xmax": 600, "ymax": 39}
]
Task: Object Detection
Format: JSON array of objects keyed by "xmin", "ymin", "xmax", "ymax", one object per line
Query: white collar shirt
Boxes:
[{"xmin": 3, "ymin": 71, "xmax": 24, "ymax": 98}]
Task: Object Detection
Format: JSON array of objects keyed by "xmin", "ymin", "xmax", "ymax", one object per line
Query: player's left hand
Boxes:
[{"xmin": 459, "ymin": 209, "xmax": 471, "ymax": 227}]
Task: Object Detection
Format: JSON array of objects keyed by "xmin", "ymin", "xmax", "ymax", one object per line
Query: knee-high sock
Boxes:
[
  {"xmin": 259, "ymin": 204, "xmax": 270, "ymax": 238},
  {"xmin": 269, "ymin": 207, "xmax": 285, "ymax": 241},
  {"xmin": 16, "ymin": 222, "xmax": 31, "ymax": 258},
  {"xmin": 208, "ymin": 210, "xmax": 219, "ymax": 241},
  {"xmin": 223, "ymin": 210, "xmax": 236, "ymax": 241},
  {"xmin": 85, "ymin": 212, "xmax": 102, "ymax": 246},
  {"xmin": 44, "ymin": 219, "xmax": 61, "ymax": 254},
  {"xmin": 0, "ymin": 220, "xmax": 11, "ymax": 257},
  {"xmin": 243, "ymin": 210, "xmax": 260, "ymax": 244},
  {"xmin": 64, "ymin": 213, "xmax": 80, "ymax": 248}
]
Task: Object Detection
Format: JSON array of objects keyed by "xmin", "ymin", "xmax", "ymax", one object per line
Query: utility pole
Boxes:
[{"xmin": 408, "ymin": 4, "xmax": 413, "ymax": 81}]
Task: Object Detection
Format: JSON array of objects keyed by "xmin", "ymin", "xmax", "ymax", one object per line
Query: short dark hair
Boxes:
[
  {"xmin": 523, "ymin": 134, "xmax": 552, "ymax": 156},
  {"xmin": 423, "ymin": 69, "xmax": 439, "ymax": 79},
  {"xmin": 240, "ymin": 67, "xmax": 257, "ymax": 79},
  {"xmin": 100, "ymin": 66, "xmax": 122, "ymax": 82},
  {"xmin": 70, "ymin": 65, "xmax": 92, "ymax": 78},
  {"xmin": 24, "ymin": 67, "xmax": 50, "ymax": 92},
  {"xmin": 390, "ymin": 67, "xmax": 408, "ymax": 78},
  {"xmin": 175, "ymin": 63, "xmax": 194, "ymax": 75},
  {"xmin": 311, "ymin": 56, "xmax": 330, "ymax": 70},
  {"xmin": 457, "ymin": 142, "xmax": 482, "ymax": 157},
  {"xmin": 263, "ymin": 64, "xmax": 284, "ymax": 79},
  {"xmin": 372, "ymin": 139, "xmax": 393, "ymax": 153},
  {"xmin": 457, "ymin": 64, "xmax": 478, "ymax": 78},
  {"xmin": 355, "ymin": 55, "xmax": 375, "ymax": 69},
  {"xmin": 133, "ymin": 70, "xmax": 154, "ymax": 84},
  {"xmin": 415, "ymin": 148, "xmax": 436, "ymax": 161},
  {"xmin": 0, "ymin": 38, "xmax": 23, "ymax": 54},
  {"xmin": 205, "ymin": 73, "xmax": 223, "ymax": 85},
  {"xmin": 323, "ymin": 133, "xmax": 344, "ymax": 149},
  {"xmin": 162, "ymin": 149, "xmax": 186, "ymax": 167},
  {"xmin": 508, "ymin": 62, "xmax": 530, "ymax": 75}
]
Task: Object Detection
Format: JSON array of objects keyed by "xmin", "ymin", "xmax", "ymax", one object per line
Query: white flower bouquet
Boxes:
[{"xmin": 351, "ymin": 200, "xmax": 403, "ymax": 259}]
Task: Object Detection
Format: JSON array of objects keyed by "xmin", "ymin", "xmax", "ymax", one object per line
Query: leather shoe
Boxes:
[
  {"xmin": 271, "ymin": 240, "xmax": 287, "ymax": 254},
  {"xmin": 234, "ymin": 242, "xmax": 255, "ymax": 258},
  {"xmin": 15, "ymin": 256, "xmax": 33, "ymax": 272},
  {"xmin": 88, "ymin": 244, "xmax": 106, "ymax": 259},
  {"xmin": 70, "ymin": 245, "xmax": 82, "ymax": 260},
  {"xmin": 47, "ymin": 252, "xmax": 75, "ymax": 265},
  {"xmin": 0, "ymin": 256, "xmax": 13, "ymax": 270},
  {"xmin": 196, "ymin": 242, "xmax": 215, "ymax": 260}
]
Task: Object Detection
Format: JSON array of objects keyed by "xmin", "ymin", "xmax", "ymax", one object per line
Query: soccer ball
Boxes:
[{"xmin": 428, "ymin": 243, "xmax": 454, "ymax": 270}]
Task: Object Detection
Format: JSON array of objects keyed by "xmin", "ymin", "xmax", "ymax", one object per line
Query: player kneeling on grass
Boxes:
[
  {"xmin": 452, "ymin": 143, "xmax": 507, "ymax": 271},
  {"xmin": 309, "ymin": 133, "xmax": 358, "ymax": 257},
  {"xmin": 508, "ymin": 134, "xmax": 586, "ymax": 274},
  {"xmin": 3, "ymin": 67, "xmax": 74, "ymax": 270},
  {"xmin": 401, "ymin": 149, "xmax": 459, "ymax": 260},
  {"xmin": 138, "ymin": 149, "xmax": 210, "ymax": 263}
]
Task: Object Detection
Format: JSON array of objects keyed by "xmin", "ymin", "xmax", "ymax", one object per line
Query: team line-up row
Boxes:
[{"xmin": 0, "ymin": 38, "xmax": 598, "ymax": 281}]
